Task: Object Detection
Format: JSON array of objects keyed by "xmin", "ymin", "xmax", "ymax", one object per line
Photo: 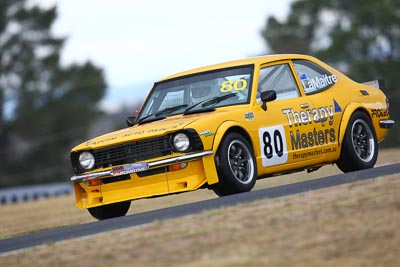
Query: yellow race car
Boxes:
[{"xmin": 70, "ymin": 54, "xmax": 394, "ymax": 220}]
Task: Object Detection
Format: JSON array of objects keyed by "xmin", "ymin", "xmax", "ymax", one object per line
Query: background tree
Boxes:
[
  {"xmin": 0, "ymin": 0, "xmax": 107, "ymax": 187},
  {"xmin": 261, "ymin": 0, "xmax": 399, "ymax": 147}
]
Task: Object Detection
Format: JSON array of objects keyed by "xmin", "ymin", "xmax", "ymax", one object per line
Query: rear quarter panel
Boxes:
[
  {"xmin": 335, "ymin": 82, "xmax": 390, "ymax": 145},
  {"xmin": 305, "ymin": 58, "xmax": 390, "ymax": 146}
]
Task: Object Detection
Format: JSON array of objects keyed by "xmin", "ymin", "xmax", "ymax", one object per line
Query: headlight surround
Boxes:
[
  {"xmin": 173, "ymin": 133, "xmax": 190, "ymax": 152},
  {"xmin": 79, "ymin": 151, "xmax": 95, "ymax": 170}
]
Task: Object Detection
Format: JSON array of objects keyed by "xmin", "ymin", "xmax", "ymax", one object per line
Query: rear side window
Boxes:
[{"xmin": 293, "ymin": 60, "xmax": 338, "ymax": 94}]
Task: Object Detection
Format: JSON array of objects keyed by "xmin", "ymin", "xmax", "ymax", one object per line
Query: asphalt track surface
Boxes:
[{"xmin": 1, "ymin": 163, "xmax": 399, "ymax": 255}]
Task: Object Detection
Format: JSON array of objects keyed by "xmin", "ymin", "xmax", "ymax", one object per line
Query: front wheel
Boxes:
[
  {"xmin": 337, "ymin": 111, "xmax": 378, "ymax": 172},
  {"xmin": 212, "ymin": 133, "xmax": 257, "ymax": 196},
  {"xmin": 88, "ymin": 201, "xmax": 131, "ymax": 220}
]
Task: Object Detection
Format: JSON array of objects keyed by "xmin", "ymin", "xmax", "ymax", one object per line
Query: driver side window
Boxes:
[{"xmin": 258, "ymin": 64, "xmax": 300, "ymax": 100}]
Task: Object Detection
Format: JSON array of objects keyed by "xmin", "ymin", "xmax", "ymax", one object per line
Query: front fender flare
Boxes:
[{"xmin": 202, "ymin": 120, "xmax": 249, "ymax": 185}]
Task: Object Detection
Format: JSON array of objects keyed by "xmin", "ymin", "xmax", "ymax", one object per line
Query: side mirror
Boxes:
[
  {"xmin": 260, "ymin": 90, "xmax": 277, "ymax": 111},
  {"xmin": 126, "ymin": 116, "xmax": 136, "ymax": 127}
]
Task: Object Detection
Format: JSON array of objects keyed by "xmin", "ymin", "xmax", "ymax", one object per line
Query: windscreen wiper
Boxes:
[
  {"xmin": 202, "ymin": 93, "xmax": 237, "ymax": 107},
  {"xmin": 136, "ymin": 104, "xmax": 188, "ymax": 125},
  {"xmin": 183, "ymin": 93, "xmax": 237, "ymax": 115},
  {"xmin": 154, "ymin": 104, "xmax": 188, "ymax": 117},
  {"xmin": 136, "ymin": 115, "xmax": 166, "ymax": 125}
]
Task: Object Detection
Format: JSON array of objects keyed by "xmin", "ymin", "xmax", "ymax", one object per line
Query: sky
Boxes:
[{"xmin": 38, "ymin": 0, "xmax": 291, "ymax": 113}]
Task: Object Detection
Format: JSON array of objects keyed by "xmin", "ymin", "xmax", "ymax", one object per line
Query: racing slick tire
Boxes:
[
  {"xmin": 88, "ymin": 201, "xmax": 131, "ymax": 220},
  {"xmin": 213, "ymin": 132, "xmax": 257, "ymax": 196},
  {"xmin": 337, "ymin": 111, "xmax": 378, "ymax": 173}
]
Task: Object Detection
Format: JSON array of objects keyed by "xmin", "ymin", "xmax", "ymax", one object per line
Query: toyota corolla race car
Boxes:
[{"xmin": 70, "ymin": 54, "xmax": 394, "ymax": 220}]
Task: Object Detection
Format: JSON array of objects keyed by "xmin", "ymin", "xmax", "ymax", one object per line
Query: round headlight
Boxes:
[
  {"xmin": 173, "ymin": 133, "xmax": 190, "ymax": 152},
  {"xmin": 79, "ymin": 151, "xmax": 95, "ymax": 170}
]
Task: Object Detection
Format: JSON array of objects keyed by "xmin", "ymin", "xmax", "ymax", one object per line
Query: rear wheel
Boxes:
[
  {"xmin": 337, "ymin": 111, "xmax": 378, "ymax": 172},
  {"xmin": 212, "ymin": 133, "xmax": 257, "ymax": 196},
  {"xmin": 88, "ymin": 201, "xmax": 131, "ymax": 220}
]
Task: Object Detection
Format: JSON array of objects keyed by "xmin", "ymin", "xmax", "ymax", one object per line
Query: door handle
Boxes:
[{"xmin": 300, "ymin": 103, "xmax": 310, "ymax": 109}]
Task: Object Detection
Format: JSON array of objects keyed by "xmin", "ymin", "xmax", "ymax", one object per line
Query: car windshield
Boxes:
[{"xmin": 137, "ymin": 65, "xmax": 253, "ymax": 123}]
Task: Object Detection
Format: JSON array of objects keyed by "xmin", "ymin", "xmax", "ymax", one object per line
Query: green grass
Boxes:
[
  {"xmin": 1, "ymin": 174, "xmax": 399, "ymax": 267},
  {"xmin": 0, "ymin": 148, "xmax": 399, "ymax": 266},
  {"xmin": 1, "ymin": 148, "xmax": 398, "ymax": 239}
]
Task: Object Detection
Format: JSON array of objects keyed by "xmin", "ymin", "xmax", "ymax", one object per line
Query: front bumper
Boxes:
[{"xmin": 71, "ymin": 150, "xmax": 213, "ymax": 183}]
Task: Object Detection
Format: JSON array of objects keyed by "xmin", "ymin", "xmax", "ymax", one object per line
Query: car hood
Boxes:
[{"xmin": 73, "ymin": 113, "xmax": 214, "ymax": 151}]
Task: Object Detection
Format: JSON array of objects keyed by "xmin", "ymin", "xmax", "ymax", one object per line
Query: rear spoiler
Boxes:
[{"xmin": 362, "ymin": 79, "xmax": 385, "ymax": 91}]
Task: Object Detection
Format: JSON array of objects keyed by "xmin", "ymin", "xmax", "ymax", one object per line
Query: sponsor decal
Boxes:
[
  {"xmin": 199, "ymin": 130, "xmax": 215, "ymax": 137},
  {"xmin": 111, "ymin": 166, "xmax": 125, "ymax": 176},
  {"xmin": 282, "ymin": 100, "xmax": 341, "ymax": 151},
  {"xmin": 289, "ymin": 128, "xmax": 336, "ymax": 150},
  {"xmin": 292, "ymin": 147, "xmax": 337, "ymax": 160},
  {"xmin": 259, "ymin": 100, "xmax": 341, "ymax": 165},
  {"xmin": 244, "ymin": 112, "xmax": 254, "ymax": 121},
  {"xmin": 299, "ymin": 73, "xmax": 308, "ymax": 80},
  {"xmin": 282, "ymin": 106, "xmax": 334, "ymax": 127},
  {"xmin": 301, "ymin": 74, "xmax": 338, "ymax": 91},
  {"xmin": 121, "ymin": 125, "xmax": 180, "ymax": 137},
  {"xmin": 111, "ymin": 162, "xmax": 148, "ymax": 176},
  {"xmin": 333, "ymin": 99, "xmax": 342, "ymax": 113},
  {"xmin": 122, "ymin": 131, "xmax": 145, "ymax": 137},
  {"xmin": 371, "ymin": 108, "xmax": 389, "ymax": 118},
  {"xmin": 86, "ymin": 137, "xmax": 117, "ymax": 146}
]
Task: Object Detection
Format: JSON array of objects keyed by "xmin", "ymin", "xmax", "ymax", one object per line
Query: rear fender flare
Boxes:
[{"xmin": 338, "ymin": 103, "xmax": 370, "ymax": 147}]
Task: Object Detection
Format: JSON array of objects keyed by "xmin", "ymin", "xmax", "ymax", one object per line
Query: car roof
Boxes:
[{"xmin": 161, "ymin": 54, "xmax": 315, "ymax": 81}]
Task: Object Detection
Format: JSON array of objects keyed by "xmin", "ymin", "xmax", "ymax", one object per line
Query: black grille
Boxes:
[
  {"xmin": 70, "ymin": 129, "xmax": 204, "ymax": 175},
  {"xmin": 92, "ymin": 136, "xmax": 173, "ymax": 170}
]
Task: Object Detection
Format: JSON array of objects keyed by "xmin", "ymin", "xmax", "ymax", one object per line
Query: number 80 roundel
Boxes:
[{"xmin": 258, "ymin": 125, "xmax": 288, "ymax": 167}]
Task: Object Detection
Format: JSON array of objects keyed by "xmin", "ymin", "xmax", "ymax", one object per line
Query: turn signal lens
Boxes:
[
  {"xmin": 168, "ymin": 162, "xmax": 188, "ymax": 172},
  {"xmin": 85, "ymin": 179, "xmax": 101, "ymax": 186}
]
